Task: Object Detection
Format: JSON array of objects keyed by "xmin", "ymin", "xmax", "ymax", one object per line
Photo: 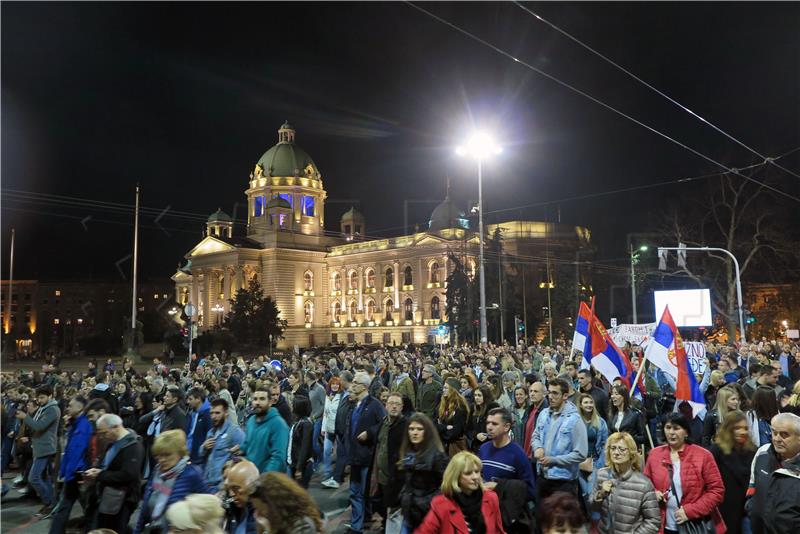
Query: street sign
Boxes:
[
  {"xmin": 787, "ymin": 329, "xmax": 799, "ymax": 339},
  {"xmin": 610, "ymin": 317, "xmax": 617, "ymax": 328},
  {"xmin": 184, "ymin": 303, "xmax": 196, "ymax": 317}
]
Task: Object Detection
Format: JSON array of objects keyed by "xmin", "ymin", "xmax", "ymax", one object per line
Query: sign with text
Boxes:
[
  {"xmin": 608, "ymin": 322, "xmax": 657, "ymax": 347},
  {"xmin": 685, "ymin": 342, "xmax": 707, "ymax": 375}
]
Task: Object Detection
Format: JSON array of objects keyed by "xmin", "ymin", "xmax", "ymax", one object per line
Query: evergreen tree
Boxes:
[
  {"xmin": 445, "ymin": 253, "xmax": 473, "ymax": 344},
  {"xmin": 224, "ymin": 279, "xmax": 287, "ymax": 347}
]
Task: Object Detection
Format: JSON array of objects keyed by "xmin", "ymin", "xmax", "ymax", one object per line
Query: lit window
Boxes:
[
  {"xmin": 332, "ymin": 272, "xmax": 341, "ymax": 291},
  {"xmin": 278, "ymin": 193, "xmax": 293, "ymax": 207},
  {"xmin": 404, "ymin": 266, "xmax": 413, "ymax": 286},
  {"xmin": 332, "ymin": 301, "xmax": 342, "ymax": 322},
  {"xmin": 430, "ymin": 262, "xmax": 440, "ymax": 284},
  {"xmin": 303, "ymin": 271, "xmax": 313, "ymax": 291},
  {"xmin": 55, "ymin": 290, "xmax": 61, "ymax": 297},
  {"xmin": 384, "ymin": 267, "xmax": 393, "ymax": 287},
  {"xmin": 302, "ymin": 196, "xmax": 315, "ymax": 216},
  {"xmin": 53, "ymin": 318, "xmax": 60, "ymax": 325},
  {"xmin": 163, "ymin": 294, "xmax": 168, "ymax": 299},
  {"xmin": 153, "ymin": 294, "xmax": 159, "ymax": 299},
  {"xmin": 431, "ymin": 296, "xmax": 440, "ymax": 319},
  {"xmin": 77, "ymin": 318, "xmax": 83, "ymax": 325},
  {"xmin": 405, "ymin": 298, "xmax": 414, "ymax": 321},
  {"xmin": 349, "ymin": 301, "xmax": 357, "ymax": 321},
  {"xmin": 349, "ymin": 271, "xmax": 358, "ymax": 290},
  {"xmin": 365, "ymin": 269, "xmax": 375, "ymax": 288},
  {"xmin": 304, "ymin": 301, "xmax": 314, "ymax": 323},
  {"xmin": 254, "ymin": 196, "xmax": 265, "ymax": 217},
  {"xmin": 366, "ymin": 300, "xmax": 375, "ymax": 320},
  {"xmin": 385, "ymin": 300, "xmax": 394, "ymax": 321}
]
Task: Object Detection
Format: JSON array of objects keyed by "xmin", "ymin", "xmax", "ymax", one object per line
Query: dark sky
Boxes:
[{"xmin": 2, "ymin": 1, "xmax": 799, "ymax": 283}]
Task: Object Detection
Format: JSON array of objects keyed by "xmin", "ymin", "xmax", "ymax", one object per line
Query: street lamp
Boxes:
[
  {"xmin": 456, "ymin": 131, "xmax": 502, "ymax": 347},
  {"xmin": 630, "ymin": 244, "xmax": 648, "ymax": 323},
  {"xmin": 211, "ymin": 304, "xmax": 224, "ymax": 326},
  {"xmin": 184, "ymin": 302, "xmax": 196, "ymax": 365}
]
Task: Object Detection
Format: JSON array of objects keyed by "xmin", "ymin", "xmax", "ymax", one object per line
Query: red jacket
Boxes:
[
  {"xmin": 643, "ymin": 444, "xmax": 726, "ymax": 534},
  {"xmin": 414, "ymin": 489, "xmax": 506, "ymax": 534}
]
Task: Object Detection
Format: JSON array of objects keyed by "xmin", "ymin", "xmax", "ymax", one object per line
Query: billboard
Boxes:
[{"xmin": 653, "ymin": 289, "xmax": 712, "ymax": 327}]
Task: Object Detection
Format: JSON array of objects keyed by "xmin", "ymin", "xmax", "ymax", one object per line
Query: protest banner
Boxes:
[
  {"xmin": 685, "ymin": 341, "xmax": 707, "ymax": 375},
  {"xmin": 608, "ymin": 322, "xmax": 656, "ymax": 347}
]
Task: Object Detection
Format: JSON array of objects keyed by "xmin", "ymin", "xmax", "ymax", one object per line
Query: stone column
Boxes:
[
  {"xmin": 340, "ymin": 267, "xmax": 346, "ymax": 318},
  {"xmin": 204, "ymin": 270, "xmax": 212, "ymax": 327},
  {"xmin": 417, "ymin": 258, "xmax": 424, "ymax": 320},
  {"xmin": 357, "ymin": 266, "xmax": 364, "ymax": 311},
  {"xmin": 223, "ymin": 267, "xmax": 231, "ymax": 314},
  {"xmin": 190, "ymin": 274, "xmax": 199, "ymax": 321},
  {"xmin": 393, "ymin": 261, "xmax": 400, "ymax": 309},
  {"xmin": 235, "ymin": 266, "xmax": 243, "ymax": 292}
]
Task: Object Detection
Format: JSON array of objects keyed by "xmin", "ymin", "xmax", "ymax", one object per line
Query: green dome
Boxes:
[
  {"xmin": 256, "ymin": 122, "xmax": 319, "ymax": 178},
  {"xmin": 267, "ymin": 196, "xmax": 292, "ymax": 209},
  {"xmin": 341, "ymin": 206, "xmax": 364, "ymax": 220},
  {"xmin": 428, "ymin": 198, "xmax": 470, "ymax": 232},
  {"xmin": 207, "ymin": 208, "xmax": 231, "ymax": 222}
]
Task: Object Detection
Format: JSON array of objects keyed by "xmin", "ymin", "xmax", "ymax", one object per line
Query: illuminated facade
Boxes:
[{"xmin": 172, "ymin": 122, "xmax": 591, "ymax": 349}]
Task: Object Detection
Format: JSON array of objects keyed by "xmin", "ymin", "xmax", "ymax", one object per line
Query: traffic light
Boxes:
[
  {"xmin": 743, "ymin": 308, "xmax": 756, "ymax": 325},
  {"xmin": 515, "ymin": 316, "xmax": 525, "ymax": 333}
]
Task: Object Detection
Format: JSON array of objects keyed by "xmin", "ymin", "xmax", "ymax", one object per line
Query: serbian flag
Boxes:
[
  {"xmin": 645, "ymin": 306, "xmax": 705, "ymax": 415},
  {"xmin": 571, "ymin": 301, "xmax": 593, "ymax": 370},
  {"xmin": 588, "ymin": 314, "xmax": 634, "ymax": 387}
]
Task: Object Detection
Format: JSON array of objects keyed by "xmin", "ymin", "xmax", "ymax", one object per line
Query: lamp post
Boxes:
[
  {"xmin": 211, "ymin": 304, "xmax": 224, "ymax": 326},
  {"xmin": 457, "ymin": 132, "xmax": 501, "ymax": 347},
  {"xmin": 184, "ymin": 302, "xmax": 196, "ymax": 365},
  {"xmin": 629, "ymin": 244, "xmax": 648, "ymax": 323}
]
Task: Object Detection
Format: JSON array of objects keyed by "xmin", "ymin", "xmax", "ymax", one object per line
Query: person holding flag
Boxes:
[{"xmin": 571, "ymin": 301, "xmax": 593, "ymax": 371}]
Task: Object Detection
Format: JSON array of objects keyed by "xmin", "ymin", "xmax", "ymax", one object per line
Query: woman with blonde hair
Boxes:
[
  {"xmin": 781, "ymin": 379, "xmax": 800, "ymax": 416},
  {"xmin": 165, "ymin": 493, "xmax": 225, "ymax": 534},
  {"xmin": 249, "ymin": 471, "xmax": 323, "ymax": 534},
  {"xmin": 436, "ymin": 378, "xmax": 470, "ymax": 457},
  {"xmin": 592, "ymin": 432, "xmax": 660, "ymax": 534},
  {"xmin": 416, "ymin": 451, "xmax": 505, "ymax": 534},
  {"xmin": 702, "ymin": 384, "xmax": 741, "ymax": 447},
  {"xmin": 134, "ymin": 430, "xmax": 211, "ymax": 534}
]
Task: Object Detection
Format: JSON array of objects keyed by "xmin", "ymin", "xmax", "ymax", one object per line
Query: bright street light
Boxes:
[
  {"xmin": 639, "ymin": 245, "xmax": 649, "ymax": 252},
  {"xmin": 456, "ymin": 130, "xmax": 502, "ymax": 346}
]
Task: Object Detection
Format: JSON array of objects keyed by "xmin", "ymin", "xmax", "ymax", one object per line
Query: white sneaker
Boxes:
[{"xmin": 321, "ymin": 478, "xmax": 340, "ymax": 489}]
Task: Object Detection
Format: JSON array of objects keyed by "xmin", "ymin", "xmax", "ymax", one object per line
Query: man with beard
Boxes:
[
  {"xmin": 140, "ymin": 385, "xmax": 186, "ymax": 437},
  {"xmin": 203, "ymin": 399, "xmax": 245, "ymax": 491},
  {"xmin": 233, "ymin": 387, "xmax": 289, "ymax": 473}
]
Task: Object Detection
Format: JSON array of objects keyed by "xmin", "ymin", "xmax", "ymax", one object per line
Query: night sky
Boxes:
[{"xmin": 2, "ymin": 2, "xmax": 799, "ymax": 283}]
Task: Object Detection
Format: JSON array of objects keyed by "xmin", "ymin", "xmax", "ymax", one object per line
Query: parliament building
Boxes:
[{"xmin": 172, "ymin": 122, "xmax": 591, "ymax": 349}]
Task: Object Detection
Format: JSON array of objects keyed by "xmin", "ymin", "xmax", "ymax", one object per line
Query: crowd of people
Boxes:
[{"xmin": 1, "ymin": 337, "xmax": 800, "ymax": 534}]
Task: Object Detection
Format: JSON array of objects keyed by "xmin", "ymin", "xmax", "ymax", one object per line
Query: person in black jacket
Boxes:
[
  {"xmin": 607, "ymin": 384, "xmax": 646, "ymax": 448},
  {"xmin": 82, "ymin": 413, "xmax": 144, "ymax": 534},
  {"xmin": 268, "ymin": 381, "xmax": 293, "ymax": 427},
  {"xmin": 89, "ymin": 374, "xmax": 118, "ymax": 415},
  {"xmin": 139, "ymin": 385, "xmax": 187, "ymax": 437},
  {"xmin": 373, "ymin": 392, "xmax": 408, "ymax": 529},
  {"xmin": 289, "ymin": 396, "xmax": 314, "ymax": 488},
  {"xmin": 346, "ymin": 372, "xmax": 386, "ymax": 534}
]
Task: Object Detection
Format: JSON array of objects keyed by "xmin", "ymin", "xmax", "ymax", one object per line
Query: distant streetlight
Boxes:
[
  {"xmin": 168, "ymin": 307, "xmax": 178, "ymax": 316},
  {"xmin": 456, "ymin": 131, "xmax": 502, "ymax": 347},
  {"xmin": 630, "ymin": 244, "xmax": 649, "ymax": 323},
  {"xmin": 212, "ymin": 304, "xmax": 224, "ymax": 326}
]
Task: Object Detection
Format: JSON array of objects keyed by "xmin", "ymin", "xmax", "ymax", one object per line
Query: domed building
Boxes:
[{"xmin": 172, "ymin": 121, "xmax": 591, "ymax": 349}]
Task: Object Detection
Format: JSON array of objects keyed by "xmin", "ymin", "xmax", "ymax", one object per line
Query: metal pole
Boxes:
[
  {"xmin": 657, "ymin": 246, "xmax": 746, "ymax": 343},
  {"xmin": 477, "ymin": 159, "xmax": 488, "ymax": 346},
  {"xmin": 4, "ymin": 229, "xmax": 15, "ymax": 355},
  {"xmin": 514, "ymin": 316, "xmax": 519, "ymax": 348},
  {"xmin": 630, "ymin": 243, "xmax": 638, "ymax": 324},
  {"xmin": 188, "ymin": 317, "xmax": 193, "ymax": 366},
  {"xmin": 522, "ymin": 261, "xmax": 528, "ymax": 341},
  {"xmin": 130, "ymin": 186, "xmax": 140, "ymax": 353},
  {"xmin": 498, "ymin": 250, "xmax": 504, "ymax": 343},
  {"xmin": 546, "ymin": 256, "xmax": 553, "ymax": 344}
]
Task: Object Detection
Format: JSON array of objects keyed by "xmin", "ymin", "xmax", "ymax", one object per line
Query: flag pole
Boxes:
[{"xmin": 629, "ymin": 358, "xmax": 647, "ymax": 399}]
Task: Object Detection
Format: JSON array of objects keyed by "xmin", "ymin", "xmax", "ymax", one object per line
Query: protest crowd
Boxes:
[{"xmin": 2, "ymin": 326, "xmax": 800, "ymax": 534}]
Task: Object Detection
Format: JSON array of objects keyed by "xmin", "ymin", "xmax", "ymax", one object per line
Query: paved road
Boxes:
[{"xmin": 0, "ymin": 469, "xmax": 378, "ymax": 534}]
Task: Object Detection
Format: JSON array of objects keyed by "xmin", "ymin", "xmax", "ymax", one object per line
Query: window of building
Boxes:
[
  {"xmin": 304, "ymin": 271, "xmax": 314, "ymax": 291},
  {"xmin": 55, "ymin": 290, "xmax": 61, "ymax": 297},
  {"xmin": 163, "ymin": 294, "xmax": 168, "ymax": 299},
  {"xmin": 364, "ymin": 333, "xmax": 373, "ymax": 344},
  {"xmin": 355, "ymin": 225, "xmax": 362, "ymax": 235},
  {"xmin": 332, "ymin": 301, "xmax": 342, "ymax": 323},
  {"xmin": 344, "ymin": 224, "xmax": 351, "ymax": 234},
  {"xmin": 366, "ymin": 300, "xmax": 375, "ymax": 321},
  {"xmin": 349, "ymin": 271, "xmax": 358, "ymax": 290},
  {"xmin": 254, "ymin": 196, "xmax": 265, "ymax": 217},
  {"xmin": 365, "ymin": 268, "xmax": 375, "ymax": 288},
  {"xmin": 304, "ymin": 301, "xmax": 313, "ymax": 324},
  {"xmin": 53, "ymin": 318, "xmax": 60, "ymax": 325},
  {"xmin": 402, "ymin": 332, "xmax": 412, "ymax": 344},
  {"xmin": 154, "ymin": 294, "xmax": 159, "ymax": 299},
  {"xmin": 430, "ymin": 262, "xmax": 440, "ymax": 284},
  {"xmin": 332, "ymin": 272, "xmax": 341, "ymax": 291},
  {"xmin": 302, "ymin": 196, "xmax": 315, "ymax": 217},
  {"xmin": 331, "ymin": 333, "xmax": 338, "ymax": 344},
  {"xmin": 404, "ymin": 298, "xmax": 414, "ymax": 321},
  {"xmin": 431, "ymin": 296, "xmax": 440, "ymax": 319},
  {"xmin": 278, "ymin": 193, "xmax": 293, "ymax": 207},
  {"xmin": 385, "ymin": 267, "xmax": 394, "ymax": 287},
  {"xmin": 347, "ymin": 333, "xmax": 355, "ymax": 344},
  {"xmin": 403, "ymin": 266, "xmax": 413, "ymax": 286},
  {"xmin": 385, "ymin": 300, "xmax": 393, "ymax": 321},
  {"xmin": 348, "ymin": 300, "xmax": 357, "ymax": 322},
  {"xmin": 383, "ymin": 332, "xmax": 392, "ymax": 344}
]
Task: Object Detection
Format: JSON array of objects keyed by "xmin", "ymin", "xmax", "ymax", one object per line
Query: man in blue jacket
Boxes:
[
  {"xmin": 203, "ymin": 398, "xmax": 244, "ymax": 490},
  {"xmin": 235, "ymin": 387, "xmax": 289, "ymax": 473},
  {"xmin": 185, "ymin": 388, "xmax": 212, "ymax": 466},
  {"xmin": 49, "ymin": 395, "xmax": 93, "ymax": 533},
  {"xmin": 346, "ymin": 372, "xmax": 386, "ymax": 534}
]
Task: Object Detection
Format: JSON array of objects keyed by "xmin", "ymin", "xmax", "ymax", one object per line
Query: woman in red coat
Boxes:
[
  {"xmin": 643, "ymin": 413, "xmax": 726, "ymax": 534},
  {"xmin": 415, "ymin": 451, "xmax": 506, "ymax": 534}
]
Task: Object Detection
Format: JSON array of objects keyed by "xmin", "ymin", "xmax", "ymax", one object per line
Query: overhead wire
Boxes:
[
  {"xmin": 512, "ymin": 1, "xmax": 800, "ymax": 182},
  {"xmin": 403, "ymin": 2, "xmax": 800, "ymax": 203}
]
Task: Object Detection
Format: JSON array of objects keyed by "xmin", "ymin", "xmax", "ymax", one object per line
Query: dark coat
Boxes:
[
  {"xmin": 96, "ymin": 430, "xmax": 145, "ymax": 505},
  {"xmin": 398, "ymin": 445, "xmax": 450, "ymax": 530},
  {"xmin": 347, "ymin": 395, "xmax": 386, "ymax": 466},
  {"xmin": 607, "ymin": 408, "xmax": 646, "ymax": 448},
  {"xmin": 711, "ymin": 444, "xmax": 754, "ymax": 534},
  {"xmin": 375, "ymin": 414, "xmax": 408, "ymax": 508},
  {"xmin": 468, "ymin": 402, "xmax": 499, "ymax": 453},
  {"xmin": 436, "ymin": 404, "xmax": 468, "ymax": 446},
  {"xmin": 747, "ymin": 444, "xmax": 800, "ymax": 534},
  {"xmin": 334, "ymin": 392, "xmax": 354, "ymax": 437},
  {"xmin": 290, "ymin": 417, "xmax": 314, "ymax": 474}
]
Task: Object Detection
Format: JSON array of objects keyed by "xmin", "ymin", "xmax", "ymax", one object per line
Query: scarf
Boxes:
[
  {"xmin": 454, "ymin": 489, "xmax": 486, "ymax": 534},
  {"xmin": 148, "ymin": 457, "xmax": 190, "ymax": 527}
]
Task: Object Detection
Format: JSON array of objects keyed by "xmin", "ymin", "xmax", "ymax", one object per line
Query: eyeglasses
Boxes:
[{"xmin": 609, "ymin": 446, "xmax": 629, "ymax": 453}]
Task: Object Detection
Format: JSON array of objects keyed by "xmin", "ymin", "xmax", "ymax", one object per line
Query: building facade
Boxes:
[{"xmin": 173, "ymin": 122, "xmax": 592, "ymax": 349}]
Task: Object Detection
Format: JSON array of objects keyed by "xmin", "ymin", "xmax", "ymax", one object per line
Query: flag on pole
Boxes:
[
  {"xmin": 571, "ymin": 301, "xmax": 593, "ymax": 370},
  {"xmin": 587, "ymin": 313, "xmax": 634, "ymax": 387},
  {"xmin": 645, "ymin": 305, "xmax": 705, "ymax": 415}
]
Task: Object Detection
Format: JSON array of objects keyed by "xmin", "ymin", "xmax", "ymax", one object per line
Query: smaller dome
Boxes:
[
  {"xmin": 341, "ymin": 206, "xmax": 364, "ymax": 221},
  {"xmin": 267, "ymin": 196, "xmax": 292, "ymax": 210},
  {"xmin": 207, "ymin": 208, "xmax": 231, "ymax": 222},
  {"xmin": 428, "ymin": 198, "xmax": 469, "ymax": 232}
]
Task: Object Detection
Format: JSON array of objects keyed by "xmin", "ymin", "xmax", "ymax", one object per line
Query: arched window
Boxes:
[
  {"xmin": 332, "ymin": 272, "xmax": 341, "ymax": 291},
  {"xmin": 403, "ymin": 266, "xmax": 413, "ymax": 286},
  {"xmin": 467, "ymin": 260, "xmax": 477, "ymax": 280},
  {"xmin": 384, "ymin": 267, "xmax": 394, "ymax": 287},
  {"xmin": 404, "ymin": 298, "xmax": 414, "ymax": 321},
  {"xmin": 366, "ymin": 299, "xmax": 375, "ymax": 320},
  {"xmin": 430, "ymin": 262, "xmax": 440, "ymax": 284},
  {"xmin": 303, "ymin": 271, "xmax": 313, "ymax": 291},
  {"xmin": 349, "ymin": 300, "xmax": 357, "ymax": 321},
  {"xmin": 332, "ymin": 301, "xmax": 342, "ymax": 323},
  {"xmin": 385, "ymin": 300, "xmax": 394, "ymax": 321},
  {"xmin": 431, "ymin": 296, "xmax": 440, "ymax": 319},
  {"xmin": 365, "ymin": 268, "xmax": 375, "ymax": 288},
  {"xmin": 304, "ymin": 301, "xmax": 314, "ymax": 323},
  {"xmin": 349, "ymin": 271, "xmax": 358, "ymax": 290}
]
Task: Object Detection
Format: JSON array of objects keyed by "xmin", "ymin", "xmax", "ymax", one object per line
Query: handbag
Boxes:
[
  {"xmin": 97, "ymin": 486, "xmax": 127, "ymax": 515},
  {"xmin": 665, "ymin": 463, "xmax": 716, "ymax": 534}
]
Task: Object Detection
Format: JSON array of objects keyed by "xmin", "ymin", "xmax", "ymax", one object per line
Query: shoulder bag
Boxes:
[{"xmin": 665, "ymin": 463, "xmax": 716, "ymax": 534}]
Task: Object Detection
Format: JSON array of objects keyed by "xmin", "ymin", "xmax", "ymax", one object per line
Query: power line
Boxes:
[
  {"xmin": 512, "ymin": 1, "xmax": 800, "ymax": 182},
  {"xmin": 403, "ymin": 2, "xmax": 800, "ymax": 203}
]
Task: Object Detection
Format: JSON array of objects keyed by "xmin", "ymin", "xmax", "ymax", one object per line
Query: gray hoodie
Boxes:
[{"xmin": 24, "ymin": 398, "xmax": 61, "ymax": 458}]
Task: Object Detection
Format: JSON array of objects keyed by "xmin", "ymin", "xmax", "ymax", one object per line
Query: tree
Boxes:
[
  {"xmin": 224, "ymin": 279, "xmax": 287, "ymax": 347},
  {"xmin": 445, "ymin": 253, "xmax": 474, "ymax": 344},
  {"xmin": 655, "ymin": 172, "xmax": 799, "ymax": 340}
]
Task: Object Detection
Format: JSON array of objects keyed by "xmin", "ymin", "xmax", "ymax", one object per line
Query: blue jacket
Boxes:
[
  {"xmin": 59, "ymin": 414, "xmax": 93, "ymax": 481},
  {"xmin": 203, "ymin": 419, "xmax": 245, "ymax": 490},
  {"xmin": 241, "ymin": 407, "xmax": 290, "ymax": 473},
  {"xmin": 186, "ymin": 399, "xmax": 212, "ymax": 465},
  {"xmin": 135, "ymin": 461, "xmax": 211, "ymax": 534},
  {"xmin": 224, "ymin": 502, "xmax": 257, "ymax": 534},
  {"xmin": 531, "ymin": 400, "xmax": 588, "ymax": 481}
]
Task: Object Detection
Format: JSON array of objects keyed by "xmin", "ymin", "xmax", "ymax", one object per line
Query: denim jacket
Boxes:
[
  {"xmin": 203, "ymin": 419, "xmax": 245, "ymax": 490},
  {"xmin": 531, "ymin": 400, "xmax": 587, "ymax": 481}
]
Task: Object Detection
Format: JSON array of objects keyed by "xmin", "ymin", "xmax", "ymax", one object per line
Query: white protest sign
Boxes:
[
  {"xmin": 608, "ymin": 322, "xmax": 656, "ymax": 347},
  {"xmin": 685, "ymin": 342, "xmax": 707, "ymax": 375}
]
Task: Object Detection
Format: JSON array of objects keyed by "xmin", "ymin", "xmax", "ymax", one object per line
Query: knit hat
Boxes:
[{"xmin": 446, "ymin": 377, "xmax": 461, "ymax": 391}]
